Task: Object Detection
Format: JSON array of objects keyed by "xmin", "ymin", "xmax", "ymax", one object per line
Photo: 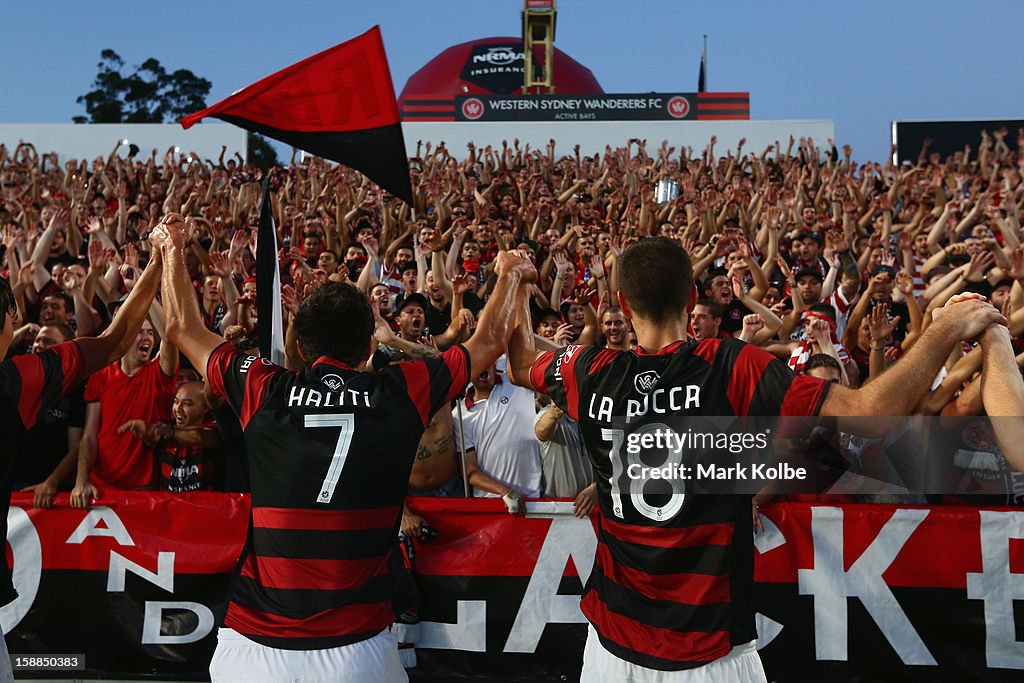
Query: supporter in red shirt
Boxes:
[
  {"xmin": 1, "ymin": 245, "xmax": 162, "ymax": 677},
  {"xmin": 70, "ymin": 316, "xmax": 178, "ymax": 507},
  {"xmin": 118, "ymin": 381, "xmax": 222, "ymax": 492}
]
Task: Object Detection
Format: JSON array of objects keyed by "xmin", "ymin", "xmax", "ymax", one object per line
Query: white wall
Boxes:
[
  {"xmin": 399, "ymin": 120, "xmax": 835, "ymax": 159},
  {"xmin": 0, "ymin": 123, "xmax": 247, "ymax": 164},
  {"xmin": 0, "ymin": 120, "xmax": 833, "ymax": 168}
]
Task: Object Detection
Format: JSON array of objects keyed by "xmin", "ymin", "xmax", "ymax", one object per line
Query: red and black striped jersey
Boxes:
[
  {"xmin": 530, "ymin": 337, "xmax": 829, "ymax": 671},
  {"xmin": 0, "ymin": 342, "xmax": 83, "ymax": 605},
  {"xmin": 157, "ymin": 421, "xmax": 219, "ymax": 492},
  {"xmin": 206, "ymin": 342, "xmax": 469, "ymax": 650}
]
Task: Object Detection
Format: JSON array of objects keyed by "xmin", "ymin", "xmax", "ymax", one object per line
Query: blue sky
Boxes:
[{"xmin": 3, "ymin": 0, "xmax": 1021, "ymax": 162}]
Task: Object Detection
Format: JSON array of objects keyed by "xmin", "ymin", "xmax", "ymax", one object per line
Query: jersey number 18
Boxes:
[{"xmin": 602, "ymin": 427, "xmax": 686, "ymax": 522}]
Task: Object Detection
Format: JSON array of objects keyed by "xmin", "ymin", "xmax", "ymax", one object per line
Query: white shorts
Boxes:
[
  {"xmin": 209, "ymin": 627, "xmax": 408, "ymax": 683},
  {"xmin": 580, "ymin": 626, "xmax": 767, "ymax": 683}
]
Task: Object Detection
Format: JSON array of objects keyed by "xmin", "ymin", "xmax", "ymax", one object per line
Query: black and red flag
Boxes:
[{"xmin": 180, "ymin": 26, "xmax": 413, "ymax": 205}]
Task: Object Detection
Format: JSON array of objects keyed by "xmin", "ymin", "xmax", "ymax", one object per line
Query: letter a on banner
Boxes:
[{"xmin": 505, "ymin": 514, "xmax": 597, "ymax": 653}]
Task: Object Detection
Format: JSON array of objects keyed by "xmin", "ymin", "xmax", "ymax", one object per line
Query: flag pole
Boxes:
[
  {"xmin": 702, "ymin": 35, "xmax": 707, "ymax": 91},
  {"xmin": 457, "ymin": 399, "xmax": 470, "ymax": 497}
]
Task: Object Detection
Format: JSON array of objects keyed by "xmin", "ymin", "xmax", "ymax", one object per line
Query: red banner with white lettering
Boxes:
[{"xmin": 5, "ymin": 492, "xmax": 1023, "ymax": 681}]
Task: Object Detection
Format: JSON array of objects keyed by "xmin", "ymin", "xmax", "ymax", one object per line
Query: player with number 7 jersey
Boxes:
[
  {"xmin": 204, "ymin": 341, "xmax": 469, "ymax": 650},
  {"xmin": 151, "ymin": 214, "xmax": 536, "ymax": 683}
]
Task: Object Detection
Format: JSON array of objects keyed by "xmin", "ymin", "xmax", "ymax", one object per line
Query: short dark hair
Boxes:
[
  {"xmin": 0, "ymin": 277, "xmax": 15, "ymax": 330},
  {"xmin": 694, "ymin": 299, "xmax": 723, "ymax": 320},
  {"xmin": 808, "ymin": 303, "xmax": 836, "ymax": 321},
  {"xmin": 40, "ymin": 322, "xmax": 75, "ymax": 342},
  {"xmin": 44, "ymin": 292, "xmax": 74, "ymax": 314},
  {"xmin": 602, "ymin": 305, "xmax": 624, "ymax": 319},
  {"xmin": 293, "ymin": 283, "xmax": 373, "ymax": 367},
  {"xmin": 805, "ymin": 354, "xmax": 841, "ymax": 375},
  {"xmin": 618, "ymin": 237, "xmax": 693, "ymax": 325},
  {"xmin": 702, "ymin": 268, "xmax": 730, "ymax": 298},
  {"xmin": 534, "ymin": 307, "xmax": 560, "ymax": 327}
]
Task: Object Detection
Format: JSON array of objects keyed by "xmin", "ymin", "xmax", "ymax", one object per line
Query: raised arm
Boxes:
[
  {"xmin": 508, "ymin": 283, "xmax": 546, "ymax": 390},
  {"xmin": 461, "ymin": 251, "xmax": 536, "ymax": 378},
  {"xmin": 979, "ymin": 325, "xmax": 1024, "ymax": 471},
  {"xmin": 149, "ymin": 214, "xmax": 226, "ymax": 378},
  {"xmin": 74, "ymin": 247, "xmax": 163, "ymax": 377},
  {"xmin": 31, "ymin": 208, "xmax": 69, "ymax": 291},
  {"xmin": 821, "ymin": 294, "xmax": 1005, "ymax": 417}
]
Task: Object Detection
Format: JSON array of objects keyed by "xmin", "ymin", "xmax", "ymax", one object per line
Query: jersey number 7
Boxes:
[{"xmin": 305, "ymin": 414, "xmax": 355, "ymax": 504}]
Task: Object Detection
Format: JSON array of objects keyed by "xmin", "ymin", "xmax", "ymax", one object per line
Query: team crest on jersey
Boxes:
[
  {"xmin": 321, "ymin": 374, "xmax": 345, "ymax": 392},
  {"xmin": 634, "ymin": 370, "xmax": 661, "ymax": 394},
  {"xmin": 963, "ymin": 421, "xmax": 994, "ymax": 451},
  {"xmin": 554, "ymin": 345, "xmax": 581, "ymax": 382}
]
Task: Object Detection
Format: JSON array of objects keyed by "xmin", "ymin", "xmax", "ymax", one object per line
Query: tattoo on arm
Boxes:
[{"xmin": 434, "ymin": 433, "xmax": 454, "ymax": 453}]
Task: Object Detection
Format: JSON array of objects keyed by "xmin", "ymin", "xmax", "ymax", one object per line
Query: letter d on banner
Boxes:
[{"xmin": 142, "ymin": 601, "xmax": 215, "ymax": 645}]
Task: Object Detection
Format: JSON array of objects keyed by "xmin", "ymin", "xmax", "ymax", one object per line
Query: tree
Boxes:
[
  {"xmin": 74, "ymin": 50, "xmax": 212, "ymax": 124},
  {"xmin": 247, "ymin": 132, "xmax": 280, "ymax": 170}
]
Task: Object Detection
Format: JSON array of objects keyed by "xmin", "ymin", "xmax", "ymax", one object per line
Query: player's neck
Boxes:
[
  {"xmin": 632, "ymin": 317, "xmax": 688, "ymax": 354},
  {"xmin": 121, "ymin": 355, "xmax": 144, "ymax": 376},
  {"xmin": 471, "ymin": 385, "xmax": 493, "ymax": 401}
]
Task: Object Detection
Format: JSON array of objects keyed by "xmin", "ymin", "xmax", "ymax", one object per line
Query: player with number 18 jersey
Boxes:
[{"xmin": 529, "ymin": 337, "xmax": 828, "ymax": 670}]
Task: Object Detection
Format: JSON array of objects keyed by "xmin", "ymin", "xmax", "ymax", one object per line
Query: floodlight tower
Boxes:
[{"xmin": 522, "ymin": 0, "xmax": 557, "ymax": 94}]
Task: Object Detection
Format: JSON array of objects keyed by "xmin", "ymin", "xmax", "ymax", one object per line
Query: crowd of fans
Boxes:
[{"xmin": 2, "ymin": 130, "xmax": 1024, "ymax": 526}]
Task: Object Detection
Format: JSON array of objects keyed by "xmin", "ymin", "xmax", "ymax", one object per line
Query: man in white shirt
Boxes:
[{"xmin": 453, "ymin": 361, "xmax": 542, "ymax": 506}]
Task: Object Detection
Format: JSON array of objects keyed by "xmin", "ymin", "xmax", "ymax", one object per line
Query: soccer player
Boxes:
[
  {"xmin": 506, "ymin": 236, "xmax": 1004, "ymax": 681},
  {"xmin": 149, "ymin": 214, "xmax": 534, "ymax": 683},
  {"xmin": 0, "ymin": 243, "xmax": 163, "ymax": 676}
]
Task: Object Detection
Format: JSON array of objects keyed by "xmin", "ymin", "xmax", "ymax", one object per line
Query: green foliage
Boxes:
[
  {"xmin": 247, "ymin": 132, "xmax": 280, "ymax": 170},
  {"xmin": 74, "ymin": 50, "xmax": 212, "ymax": 124}
]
